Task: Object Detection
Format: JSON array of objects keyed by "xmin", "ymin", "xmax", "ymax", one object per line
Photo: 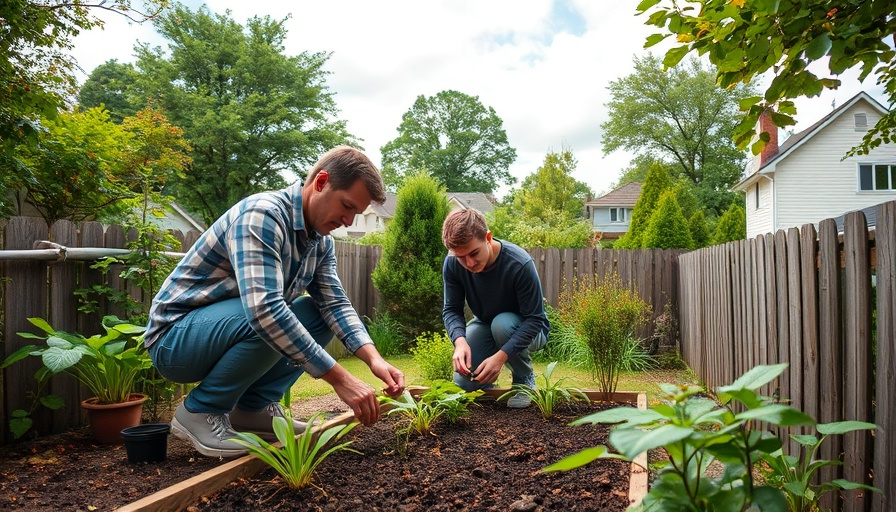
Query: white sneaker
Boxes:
[{"xmin": 506, "ymin": 391, "xmax": 533, "ymax": 409}]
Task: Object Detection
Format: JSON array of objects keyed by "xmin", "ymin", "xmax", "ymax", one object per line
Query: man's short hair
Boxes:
[
  {"xmin": 307, "ymin": 146, "xmax": 387, "ymax": 204},
  {"xmin": 442, "ymin": 209, "xmax": 489, "ymax": 250}
]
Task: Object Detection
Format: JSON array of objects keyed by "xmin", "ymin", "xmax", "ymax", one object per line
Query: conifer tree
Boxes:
[
  {"xmin": 643, "ymin": 190, "xmax": 693, "ymax": 249},
  {"xmin": 616, "ymin": 162, "xmax": 673, "ymax": 248},
  {"xmin": 688, "ymin": 210, "xmax": 710, "ymax": 249},
  {"xmin": 371, "ymin": 172, "xmax": 450, "ymax": 337},
  {"xmin": 713, "ymin": 202, "xmax": 747, "ymax": 245}
]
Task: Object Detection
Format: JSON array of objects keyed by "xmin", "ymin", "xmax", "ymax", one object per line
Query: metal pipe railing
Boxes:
[{"xmin": 0, "ymin": 241, "xmax": 186, "ymax": 262}]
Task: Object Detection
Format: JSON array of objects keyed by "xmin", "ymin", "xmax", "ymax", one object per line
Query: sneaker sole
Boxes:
[{"xmin": 171, "ymin": 417, "xmax": 248, "ymax": 458}]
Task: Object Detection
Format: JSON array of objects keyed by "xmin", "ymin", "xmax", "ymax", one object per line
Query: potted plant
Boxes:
[{"xmin": 3, "ymin": 315, "xmax": 153, "ymax": 443}]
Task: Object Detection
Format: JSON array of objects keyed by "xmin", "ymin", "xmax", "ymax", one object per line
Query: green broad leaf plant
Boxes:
[
  {"xmin": 498, "ymin": 360, "xmax": 589, "ymax": 419},
  {"xmin": 544, "ymin": 363, "xmax": 879, "ymax": 511},
  {"xmin": 232, "ymin": 411, "xmax": 360, "ymax": 490},
  {"xmin": 2, "ymin": 316, "xmax": 151, "ymax": 438},
  {"xmin": 380, "ymin": 381, "xmax": 483, "ymax": 435},
  {"xmin": 762, "ymin": 421, "xmax": 879, "ymax": 512}
]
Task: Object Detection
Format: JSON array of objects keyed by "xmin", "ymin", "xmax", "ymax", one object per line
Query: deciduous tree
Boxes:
[
  {"xmin": 78, "ymin": 59, "xmax": 140, "ymax": 123},
  {"xmin": 0, "ymin": 0, "xmax": 166, "ymax": 216},
  {"xmin": 381, "ymin": 90, "xmax": 516, "ymax": 194},
  {"xmin": 602, "ymin": 55, "xmax": 753, "ymax": 215},
  {"xmin": 640, "ymin": 0, "xmax": 896, "ymax": 155},
  {"xmin": 133, "ymin": 4, "xmax": 356, "ymax": 224},
  {"xmin": 513, "ymin": 146, "xmax": 592, "ymax": 221}
]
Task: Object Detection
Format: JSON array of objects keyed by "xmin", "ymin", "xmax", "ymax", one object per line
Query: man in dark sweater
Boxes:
[{"xmin": 441, "ymin": 209, "xmax": 550, "ymax": 408}]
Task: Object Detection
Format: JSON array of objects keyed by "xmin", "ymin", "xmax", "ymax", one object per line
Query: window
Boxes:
[
  {"xmin": 854, "ymin": 113, "xmax": 868, "ymax": 130},
  {"xmin": 755, "ymin": 183, "xmax": 760, "ymax": 209},
  {"xmin": 858, "ymin": 164, "xmax": 896, "ymax": 191},
  {"xmin": 609, "ymin": 207, "xmax": 626, "ymax": 222}
]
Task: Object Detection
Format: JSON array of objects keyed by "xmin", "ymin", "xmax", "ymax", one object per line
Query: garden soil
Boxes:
[{"xmin": 0, "ymin": 395, "xmax": 632, "ymax": 511}]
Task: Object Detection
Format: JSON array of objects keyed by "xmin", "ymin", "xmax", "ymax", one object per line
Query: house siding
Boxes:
[
  {"xmin": 774, "ymin": 99, "xmax": 896, "ymax": 232},
  {"xmin": 746, "ymin": 179, "xmax": 774, "ymax": 238},
  {"xmin": 592, "ymin": 206, "xmax": 631, "ymax": 233}
]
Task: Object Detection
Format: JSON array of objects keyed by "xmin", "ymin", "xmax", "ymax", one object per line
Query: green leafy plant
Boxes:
[
  {"xmin": 2, "ymin": 316, "xmax": 151, "ymax": 438},
  {"xmin": 558, "ymin": 273, "xmax": 651, "ymax": 393},
  {"xmin": 498, "ymin": 361, "xmax": 589, "ymax": 419},
  {"xmin": 363, "ymin": 310, "xmax": 407, "ymax": 357},
  {"xmin": 762, "ymin": 421, "xmax": 878, "ymax": 512},
  {"xmin": 232, "ymin": 411, "xmax": 360, "ymax": 489},
  {"xmin": 544, "ymin": 364, "xmax": 879, "ymax": 511},
  {"xmin": 379, "ymin": 382, "xmax": 483, "ymax": 437},
  {"xmin": 410, "ymin": 331, "xmax": 455, "ymax": 382}
]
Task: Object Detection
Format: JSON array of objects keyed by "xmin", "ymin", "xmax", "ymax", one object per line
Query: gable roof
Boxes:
[
  {"xmin": 585, "ymin": 182, "xmax": 642, "ymax": 207},
  {"xmin": 747, "ymin": 91, "xmax": 888, "ymax": 179},
  {"xmin": 447, "ymin": 192, "xmax": 496, "ymax": 213}
]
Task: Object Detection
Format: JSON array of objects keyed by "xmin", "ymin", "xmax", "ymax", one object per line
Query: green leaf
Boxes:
[
  {"xmin": 720, "ymin": 363, "xmax": 787, "ymax": 393},
  {"xmin": 10, "ymin": 416, "xmax": 33, "ymax": 439},
  {"xmin": 571, "ymin": 407, "xmax": 662, "ymax": 426},
  {"xmin": 27, "ymin": 317, "xmax": 56, "ymax": 334},
  {"xmin": 739, "ymin": 96, "xmax": 763, "ymax": 110},
  {"xmin": 610, "ymin": 424, "xmax": 694, "ymax": 460},
  {"xmin": 40, "ymin": 394, "xmax": 66, "ymax": 410},
  {"xmin": 791, "ymin": 433, "xmax": 819, "ymax": 447},
  {"xmin": 663, "ymin": 46, "xmax": 691, "ymax": 68},
  {"xmin": 543, "ymin": 445, "xmax": 627, "ymax": 472},
  {"xmin": 830, "ymin": 479, "xmax": 881, "ymax": 492},
  {"xmin": 805, "ymin": 33, "xmax": 831, "ymax": 60},
  {"xmin": 1, "ymin": 345, "xmax": 42, "ymax": 368},
  {"xmin": 636, "ymin": 0, "xmax": 662, "ymax": 12},
  {"xmin": 42, "ymin": 346, "xmax": 84, "ymax": 373},
  {"xmin": 735, "ymin": 404, "xmax": 815, "ymax": 427},
  {"xmin": 816, "ymin": 421, "xmax": 876, "ymax": 435},
  {"xmin": 751, "ymin": 485, "xmax": 789, "ymax": 511},
  {"xmin": 644, "ymin": 33, "xmax": 668, "ymax": 48}
]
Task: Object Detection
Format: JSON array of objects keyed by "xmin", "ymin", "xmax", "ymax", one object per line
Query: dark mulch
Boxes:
[
  {"xmin": 0, "ymin": 426, "xmax": 225, "ymax": 511},
  {"xmin": 193, "ymin": 399, "xmax": 632, "ymax": 512},
  {"xmin": 0, "ymin": 396, "xmax": 632, "ymax": 512}
]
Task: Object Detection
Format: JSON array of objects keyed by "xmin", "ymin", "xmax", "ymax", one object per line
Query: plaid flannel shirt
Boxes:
[{"xmin": 144, "ymin": 181, "xmax": 371, "ymax": 378}]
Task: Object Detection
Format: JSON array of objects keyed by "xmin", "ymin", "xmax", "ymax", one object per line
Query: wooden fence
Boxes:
[
  {"xmin": 678, "ymin": 200, "xmax": 895, "ymax": 512},
  {"xmin": 1, "ymin": 215, "xmax": 680, "ymax": 445}
]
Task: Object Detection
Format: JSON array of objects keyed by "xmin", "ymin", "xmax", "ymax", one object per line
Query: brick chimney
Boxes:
[{"xmin": 758, "ymin": 109, "xmax": 779, "ymax": 167}]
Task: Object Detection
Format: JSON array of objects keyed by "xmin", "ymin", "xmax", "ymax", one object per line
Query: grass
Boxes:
[{"xmin": 289, "ymin": 353, "xmax": 701, "ymax": 405}]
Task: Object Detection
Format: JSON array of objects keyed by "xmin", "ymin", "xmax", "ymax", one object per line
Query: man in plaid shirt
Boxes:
[{"xmin": 145, "ymin": 146, "xmax": 405, "ymax": 457}]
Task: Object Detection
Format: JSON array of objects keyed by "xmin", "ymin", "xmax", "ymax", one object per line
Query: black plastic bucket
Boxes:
[{"xmin": 121, "ymin": 423, "xmax": 170, "ymax": 463}]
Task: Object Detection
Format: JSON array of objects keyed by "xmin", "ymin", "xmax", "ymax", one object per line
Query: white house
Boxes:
[
  {"xmin": 734, "ymin": 92, "xmax": 896, "ymax": 239},
  {"xmin": 584, "ymin": 182, "xmax": 641, "ymax": 241},
  {"xmin": 330, "ymin": 191, "xmax": 496, "ymax": 239}
]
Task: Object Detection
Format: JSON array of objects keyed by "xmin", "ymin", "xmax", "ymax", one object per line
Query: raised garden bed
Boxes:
[{"xmin": 0, "ymin": 391, "xmax": 647, "ymax": 511}]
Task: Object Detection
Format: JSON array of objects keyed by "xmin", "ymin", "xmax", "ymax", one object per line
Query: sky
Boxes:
[{"xmin": 69, "ymin": 0, "xmax": 888, "ymax": 201}]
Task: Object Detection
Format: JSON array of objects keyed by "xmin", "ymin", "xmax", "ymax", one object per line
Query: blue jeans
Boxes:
[
  {"xmin": 453, "ymin": 312, "xmax": 547, "ymax": 392},
  {"xmin": 148, "ymin": 296, "xmax": 333, "ymax": 414}
]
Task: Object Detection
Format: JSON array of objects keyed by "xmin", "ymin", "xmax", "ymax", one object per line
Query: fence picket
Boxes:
[{"xmin": 841, "ymin": 212, "xmax": 873, "ymax": 512}]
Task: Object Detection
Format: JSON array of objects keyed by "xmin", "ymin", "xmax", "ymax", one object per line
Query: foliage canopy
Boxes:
[
  {"xmin": 380, "ymin": 90, "xmax": 517, "ymax": 195},
  {"xmin": 640, "ymin": 0, "xmax": 896, "ymax": 156}
]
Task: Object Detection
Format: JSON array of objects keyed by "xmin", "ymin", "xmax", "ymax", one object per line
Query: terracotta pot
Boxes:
[{"xmin": 81, "ymin": 393, "xmax": 147, "ymax": 444}]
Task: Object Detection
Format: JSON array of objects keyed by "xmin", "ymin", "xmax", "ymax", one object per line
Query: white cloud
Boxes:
[{"xmin": 69, "ymin": 1, "xmax": 884, "ymax": 202}]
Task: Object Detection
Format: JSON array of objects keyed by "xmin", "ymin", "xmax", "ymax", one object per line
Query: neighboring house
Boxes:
[
  {"xmin": 151, "ymin": 202, "xmax": 206, "ymax": 234},
  {"xmin": 584, "ymin": 182, "xmax": 641, "ymax": 241},
  {"xmin": 331, "ymin": 191, "xmax": 496, "ymax": 239},
  {"xmin": 734, "ymin": 91, "xmax": 896, "ymax": 239}
]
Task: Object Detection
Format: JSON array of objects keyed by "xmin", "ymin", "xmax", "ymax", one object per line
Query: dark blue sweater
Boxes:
[{"xmin": 442, "ymin": 239, "xmax": 550, "ymax": 357}]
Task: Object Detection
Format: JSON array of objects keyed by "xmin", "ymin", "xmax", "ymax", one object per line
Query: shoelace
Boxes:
[{"xmin": 206, "ymin": 414, "xmax": 237, "ymax": 439}]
